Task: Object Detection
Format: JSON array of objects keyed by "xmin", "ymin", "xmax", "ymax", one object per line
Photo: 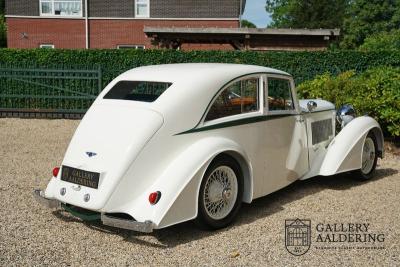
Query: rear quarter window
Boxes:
[
  {"xmin": 205, "ymin": 77, "xmax": 260, "ymax": 121},
  {"xmin": 104, "ymin": 81, "xmax": 172, "ymax": 102}
]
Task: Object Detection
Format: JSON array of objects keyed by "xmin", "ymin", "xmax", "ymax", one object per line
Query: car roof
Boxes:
[
  {"xmin": 117, "ymin": 63, "xmax": 291, "ymax": 83},
  {"xmin": 103, "ymin": 64, "xmax": 293, "ymax": 129}
]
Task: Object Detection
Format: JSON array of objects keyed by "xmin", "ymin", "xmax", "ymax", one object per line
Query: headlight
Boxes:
[{"xmin": 336, "ymin": 104, "xmax": 356, "ymax": 128}]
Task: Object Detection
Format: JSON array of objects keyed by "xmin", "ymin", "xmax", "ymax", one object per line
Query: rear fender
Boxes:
[
  {"xmin": 122, "ymin": 137, "xmax": 253, "ymax": 229},
  {"xmin": 320, "ymin": 116, "xmax": 383, "ymax": 176}
]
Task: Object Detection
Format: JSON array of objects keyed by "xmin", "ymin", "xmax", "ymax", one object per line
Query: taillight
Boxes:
[
  {"xmin": 53, "ymin": 167, "xmax": 60, "ymax": 177},
  {"xmin": 149, "ymin": 191, "xmax": 161, "ymax": 205}
]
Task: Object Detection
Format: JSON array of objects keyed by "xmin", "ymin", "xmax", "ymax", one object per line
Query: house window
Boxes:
[
  {"xmin": 117, "ymin": 45, "xmax": 145, "ymax": 49},
  {"xmin": 135, "ymin": 0, "xmax": 150, "ymax": 18},
  {"xmin": 40, "ymin": 44, "xmax": 55, "ymax": 49},
  {"xmin": 40, "ymin": 0, "xmax": 82, "ymax": 16},
  {"xmin": 205, "ymin": 78, "xmax": 259, "ymax": 121},
  {"xmin": 40, "ymin": 1, "xmax": 53, "ymax": 15}
]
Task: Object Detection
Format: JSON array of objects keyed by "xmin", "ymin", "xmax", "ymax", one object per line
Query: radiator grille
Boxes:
[{"xmin": 311, "ymin": 119, "xmax": 333, "ymax": 145}]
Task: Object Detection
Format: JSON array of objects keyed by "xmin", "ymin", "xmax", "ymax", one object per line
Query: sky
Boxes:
[{"xmin": 241, "ymin": 0, "xmax": 272, "ymax": 28}]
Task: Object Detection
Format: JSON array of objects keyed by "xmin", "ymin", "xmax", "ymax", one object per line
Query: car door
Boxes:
[
  {"xmin": 261, "ymin": 74, "xmax": 308, "ymax": 196},
  {"xmin": 201, "ymin": 74, "xmax": 268, "ymax": 199}
]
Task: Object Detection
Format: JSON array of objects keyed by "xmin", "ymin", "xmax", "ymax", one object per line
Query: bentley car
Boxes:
[{"xmin": 34, "ymin": 64, "xmax": 384, "ymax": 232}]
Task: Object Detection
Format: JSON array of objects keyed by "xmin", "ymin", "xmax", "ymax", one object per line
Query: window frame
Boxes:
[
  {"xmin": 39, "ymin": 0, "xmax": 83, "ymax": 17},
  {"xmin": 39, "ymin": 0, "xmax": 53, "ymax": 15},
  {"xmin": 264, "ymin": 74, "xmax": 299, "ymax": 116},
  {"xmin": 135, "ymin": 0, "xmax": 150, "ymax": 18},
  {"xmin": 117, "ymin": 45, "xmax": 146, "ymax": 50},
  {"xmin": 201, "ymin": 74, "xmax": 265, "ymax": 127},
  {"xmin": 40, "ymin": 43, "xmax": 55, "ymax": 49}
]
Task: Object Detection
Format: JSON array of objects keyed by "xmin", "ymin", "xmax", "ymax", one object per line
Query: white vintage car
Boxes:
[{"xmin": 35, "ymin": 64, "xmax": 384, "ymax": 232}]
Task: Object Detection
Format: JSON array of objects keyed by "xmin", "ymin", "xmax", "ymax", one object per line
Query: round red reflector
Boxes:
[
  {"xmin": 149, "ymin": 191, "xmax": 161, "ymax": 205},
  {"xmin": 53, "ymin": 167, "xmax": 60, "ymax": 177}
]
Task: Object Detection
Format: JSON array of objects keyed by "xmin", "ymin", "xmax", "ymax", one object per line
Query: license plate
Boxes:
[{"xmin": 61, "ymin": 166, "xmax": 100, "ymax": 189}]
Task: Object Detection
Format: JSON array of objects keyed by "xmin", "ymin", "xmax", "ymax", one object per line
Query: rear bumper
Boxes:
[
  {"xmin": 33, "ymin": 189, "xmax": 61, "ymax": 209},
  {"xmin": 33, "ymin": 189, "xmax": 154, "ymax": 233},
  {"xmin": 101, "ymin": 214, "xmax": 154, "ymax": 233}
]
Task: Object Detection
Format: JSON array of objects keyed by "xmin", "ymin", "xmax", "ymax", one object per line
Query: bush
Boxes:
[
  {"xmin": 0, "ymin": 49, "xmax": 399, "ymax": 133},
  {"xmin": 0, "ymin": 49, "xmax": 400, "ymax": 86},
  {"xmin": 360, "ymin": 30, "xmax": 400, "ymax": 51},
  {"xmin": 298, "ymin": 67, "xmax": 400, "ymax": 136}
]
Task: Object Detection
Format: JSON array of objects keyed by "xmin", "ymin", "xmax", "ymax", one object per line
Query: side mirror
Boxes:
[{"xmin": 307, "ymin": 101, "xmax": 317, "ymax": 112}]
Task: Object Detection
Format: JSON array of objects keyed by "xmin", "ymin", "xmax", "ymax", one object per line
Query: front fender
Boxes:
[{"xmin": 320, "ymin": 116, "xmax": 383, "ymax": 176}]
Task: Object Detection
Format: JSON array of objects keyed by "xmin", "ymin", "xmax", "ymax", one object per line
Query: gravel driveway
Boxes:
[{"xmin": 0, "ymin": 118, "xmax": 399, "ymax": 266}]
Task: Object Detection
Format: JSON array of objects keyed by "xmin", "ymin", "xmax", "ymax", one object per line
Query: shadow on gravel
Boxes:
[{"xmin": 52, "ymin": 167, "xmax": 398, "ymax": 249}]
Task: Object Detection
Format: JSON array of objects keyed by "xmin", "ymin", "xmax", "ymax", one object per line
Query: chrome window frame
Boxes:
[
  {"xmin": 201, "ymin": 74, "xmax": 265, "ymax": 127},
  {"xmin": 264, "ymin": 74, "xmax": 300, "ymax": 116}
]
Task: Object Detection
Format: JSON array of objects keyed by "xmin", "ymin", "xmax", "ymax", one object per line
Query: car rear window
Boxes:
[{"xmin": 103, "ymin": 81, "xmax": 172, "ymax": 102}]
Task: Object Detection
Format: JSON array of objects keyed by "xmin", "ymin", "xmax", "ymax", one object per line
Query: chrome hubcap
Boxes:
[
  {"xmin": 203, "ymin": 166, "xmax": 238, "ymax": 220},
  {"xmin": 361, "ymin": 137, "xmax": 375, "ymax": 174},
  {"xmin": 222, "ymin": 189, "xmax": 232, "ymax": 201}
]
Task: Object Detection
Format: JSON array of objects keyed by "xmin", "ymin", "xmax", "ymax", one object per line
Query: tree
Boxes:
[
  {"xmin": 0, "ymin": 15, "xmax": 5, "ymax": 47},
  {"xmin": 0, "ymin": 0, "xmax": 6, "ymax": 47},
  {"xmin": 359, "ymin": 29, "xmax": 400, "ymax": 51},
  {"xmin": 241, "ymin": 19, "xmax": 257, "ymax": 28},
  {"xmin": 265, "ymin": 0, "xmax": 349, "ymax": 28},
  {"xmin": 341, "ymin": 0, "xmax": 400, "ymax": 49},
  {"xmin": 0, "ymin": 15, "xmax": 7, "ymax": 48}
]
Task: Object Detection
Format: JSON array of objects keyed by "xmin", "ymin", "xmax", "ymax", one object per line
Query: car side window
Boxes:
[
  {"xmin": 205, "ymin": 78, "xmax": 259, "ymax": 122},
  {"xmin": 267, "ymin": 77, "xmax": 294, "ymax": 111}
]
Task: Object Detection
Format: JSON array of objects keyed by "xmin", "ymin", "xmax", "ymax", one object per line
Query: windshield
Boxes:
[{"xmin": 104, "ymin": 81, "xmax": 172, "ymax": 102}]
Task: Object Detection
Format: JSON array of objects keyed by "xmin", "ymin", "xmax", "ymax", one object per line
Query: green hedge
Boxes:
[
  {"xmin": 1, "ymin": 49, "xmax": 400, "ymax": 86},
  {"xmin": 298, "ymin": 67, "xmax": 400, "ymax": 137},
  {"xmin": 0, "ymin": 49, "xmax": 399, "ymax": 136}
]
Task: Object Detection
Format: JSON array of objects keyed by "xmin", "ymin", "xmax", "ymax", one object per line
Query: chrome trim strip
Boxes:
[{"xmin": 101, "ymin": 214, "xmax": 154, "ymax": 233}]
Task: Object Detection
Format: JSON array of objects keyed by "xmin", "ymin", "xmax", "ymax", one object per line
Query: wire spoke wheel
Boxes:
[
  {"xmin": 196, "ymin": 155, "xmax": 243, "ymax": 229},
  {"xmin": 361, "ymin": 137, "xmax": 376, "ymax": 175},
  {"xmin": 203, "ymin": 166, "xmax": 238, "ymax": 220}
]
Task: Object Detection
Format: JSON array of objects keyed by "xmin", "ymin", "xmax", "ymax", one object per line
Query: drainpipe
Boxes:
[
  {"xmin": 239, "ymin": 0, "xmax": 242, "ymax": 28},
  {"xmin": 85, "ymin": 0, "xmax": 89, "ymax": 49}
]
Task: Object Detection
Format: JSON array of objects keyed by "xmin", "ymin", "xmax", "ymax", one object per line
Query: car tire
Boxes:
[
  {"xmin": 356, "ymin": 132, "xmax": 378, "ymax": 180},
  {"xmin": 195, "ymin": 155, "xmax": 243, "ymax": 230}
]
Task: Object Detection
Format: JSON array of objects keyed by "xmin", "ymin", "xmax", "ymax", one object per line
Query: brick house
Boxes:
[{"xmin": 5, "ymin": 0, "xmax": 244, "ymax": 49}]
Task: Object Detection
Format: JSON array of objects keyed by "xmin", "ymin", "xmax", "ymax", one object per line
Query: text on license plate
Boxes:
[{"xmin": 61, "ymin": 165, "xmax": 100, "ymax": 189}]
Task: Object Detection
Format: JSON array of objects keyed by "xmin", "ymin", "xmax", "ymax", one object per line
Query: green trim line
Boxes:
[
  {"xmin": 176, "ymin": 108, "xmax": 336, "ymax": 135},
  {"xmin": 177, "ymin": 114, "xmax": 294, "ymax": 135},
  {"xmin": 61, "ymin": 203, "xmax": 101, "ymax": 221}
]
